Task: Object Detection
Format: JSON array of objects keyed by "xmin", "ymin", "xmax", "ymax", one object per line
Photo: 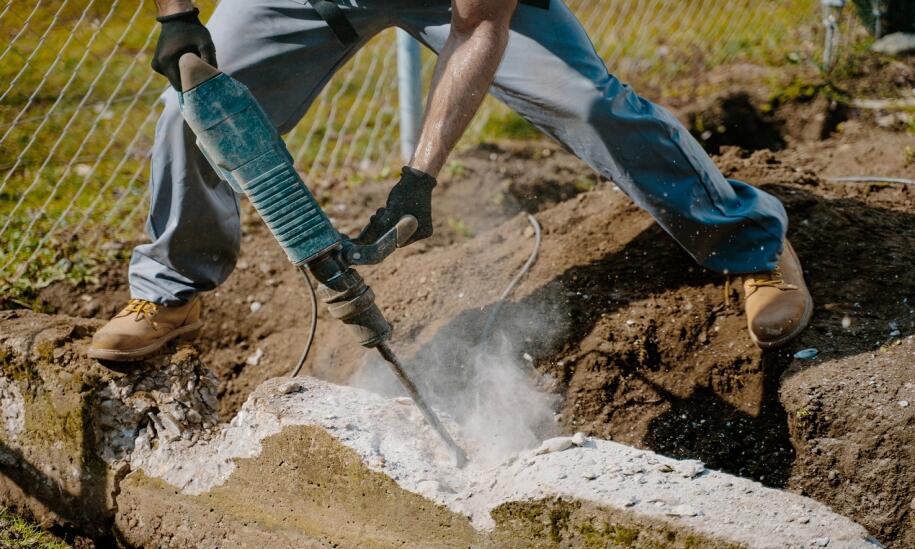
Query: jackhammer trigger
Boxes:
[{"xmin": 342, "ymin": 215, "xmax": 418, "ymax": 266}]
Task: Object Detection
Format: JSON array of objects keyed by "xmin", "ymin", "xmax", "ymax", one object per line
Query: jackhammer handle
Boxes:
[
  {"xmin": 342, "ymin": 215, "xmax": 418, "ymax": 266},
  {"xmin": 178, "ymin": 52, "xmax": 221, "ymax": 92}
]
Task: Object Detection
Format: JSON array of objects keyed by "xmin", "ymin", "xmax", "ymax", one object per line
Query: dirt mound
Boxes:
[{"xmin": 782, "ymin": 337, "xmax": 915, "ymax": 547}]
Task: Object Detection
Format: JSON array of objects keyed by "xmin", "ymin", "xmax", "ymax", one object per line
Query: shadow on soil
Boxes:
[{"xmin": 403, "ymin": 184, "xmax": 915, "ymax": 489}]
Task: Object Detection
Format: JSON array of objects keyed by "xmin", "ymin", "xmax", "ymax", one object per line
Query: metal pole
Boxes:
[
  {"xmin": 871, "ymin": 0, "xmax": 887, "ymax": 38},
  {"xmin": 396, "ymin": 29, "xmax": 423, "ymax": 164},
  {"xmin": 821, "ymin": 0, "xmax": 845, "ymax": 71}
]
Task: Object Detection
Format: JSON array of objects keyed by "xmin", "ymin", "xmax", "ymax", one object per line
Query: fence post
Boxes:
[
  {"xmin": 821, "ymin": 0, "xmax": 845, "ymax": 70},
  {"xmin": 396, "ymin": 29, "xmax": 423, "ymax": 164}
]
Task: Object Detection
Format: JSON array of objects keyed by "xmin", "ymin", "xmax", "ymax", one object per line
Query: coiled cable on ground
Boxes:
[{"xmin": 479, "ymin": 214, "xmax": 543, "ymax": 346}]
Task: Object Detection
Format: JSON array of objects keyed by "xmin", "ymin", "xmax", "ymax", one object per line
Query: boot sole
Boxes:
[
  {"xmin": 87, "ymin": 322, "xmax": 203, "ymax": 362},
  {"xmin": 749, "ymin": 295, "xmax": 814, "ymax": 350}
]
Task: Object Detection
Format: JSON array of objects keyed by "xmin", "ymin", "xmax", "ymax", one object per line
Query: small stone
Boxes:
[
  {"xmin": 910, "ymin": 497, "xmax": 915, "ymax": 510},
  {"xmin": 841, "ymin": 315, "xmax": 852, "ymax": 329},
  {"xmin": 657, "ymin": 463, "xmax": 674, "ymax": 473},
  {"xmin": 872, "ymin": 32, "xmax": 915, "ymax": 56},
  {"xmin": 245, "ymin": 348, "xmax": 264, "ymax": 366},
  {"xmin": 622, "ymin": 496, "xmax": 639, "ymax": 507},
  {"xmin": 158, "ymin": 412, "xmax": 184, "ymax": 440},
  {"xmin": 794, "ymin": 348, "xmax": 818, "ymax": 360},
  {"xmin": 522, "ymin": 353, "xmax": 533, "ymax": 362},
  {"xmin": 250, "ymin": 301, "xmax": 263, "ymax": 313},
  {"xmin": 535, "ymin": 437, "xmax": 574, "ymax": 455},
  {"xmin": 571, "ymin": 432, "xmax": 587, "ymax": 446},
  {"xmin": 582, "ymin": 471, "xmax": 599, "ymax": 480},
  {"xmin": 899, "ymin": 400, "xmax": 909, "ymax": 408},
  {"xmin": 808, "ymin": 536, "xmax": 830, "ymax": 547}
]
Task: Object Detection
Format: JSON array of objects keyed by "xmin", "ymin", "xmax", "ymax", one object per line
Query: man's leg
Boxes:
[
  {"xmin": 398, "ymin": 1, "xmax": 785, "ymax": 274},
  {"xmin": 131, "ymin": 0, "xmax": 387, "ymax": 304},
  {"xmin": 398, "ymin": 1, "xmax": 811, "ymax": 348},
  {"xmin": 93, "ymin": 0, "xmax": 388, "ymax": 360}
]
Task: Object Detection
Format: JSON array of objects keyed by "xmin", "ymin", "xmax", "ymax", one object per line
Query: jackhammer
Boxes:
[{"xmin": 176, "ymin": 53, "xmax": 467, "ymax": 467}]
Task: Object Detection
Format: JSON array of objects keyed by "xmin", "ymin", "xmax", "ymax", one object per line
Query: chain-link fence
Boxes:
[{"xmin": 1, "ymin": 0, "xmax": 843, "ymax": 292}]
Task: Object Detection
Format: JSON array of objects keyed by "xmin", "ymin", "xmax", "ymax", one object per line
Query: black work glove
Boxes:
[
  {"xmin": 355, "ymin": 166, "xmax": 437, "ymax": 246},
  {"xmin": 151, "ymin": 8, "xmax": 217, "ymax": 91}
]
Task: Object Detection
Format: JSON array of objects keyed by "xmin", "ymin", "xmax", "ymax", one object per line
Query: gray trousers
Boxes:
[{"xmin": 130, "ymin": 0, "xmax": 788, "ymax": 304}]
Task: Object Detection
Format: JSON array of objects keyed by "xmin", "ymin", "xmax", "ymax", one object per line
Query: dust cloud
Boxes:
[{"xmin": 349, "ymin": 321, "xmax": 562, "ymax": 466}]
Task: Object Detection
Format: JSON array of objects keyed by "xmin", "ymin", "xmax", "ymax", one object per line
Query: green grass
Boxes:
[
  {"xmin": 1, "ymin": 0, "xmax": 828, "ymax": 304},
  {"xmin": 0, "ymin": 508, "xmax": 70, "ymax": 549}
]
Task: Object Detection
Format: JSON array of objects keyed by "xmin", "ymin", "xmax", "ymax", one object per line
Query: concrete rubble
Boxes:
[
  {"xmin": 0, "ymin": 310, "xmax": 218, "ymax": 537},
  {"xmin": 0, "ymin": 311, "xmax": 883, "ymax": 547}
]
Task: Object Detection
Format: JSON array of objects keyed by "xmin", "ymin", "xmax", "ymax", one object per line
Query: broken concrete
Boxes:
[
  {"xmin": 0, "ymin": 310, "xmax": 882, "ymax": 546},
  {"xmin": 118, "ymin": 376, "xmax": 878, "ymax": 548},
  {"xmin": 0, "ymin": 310, "xmax": 218, "ymax": 536}
]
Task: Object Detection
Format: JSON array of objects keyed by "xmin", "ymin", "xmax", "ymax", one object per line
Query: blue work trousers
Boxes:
[{"xmin": 130, "ymin": 0, "xmax": 787, "ymax": 304}]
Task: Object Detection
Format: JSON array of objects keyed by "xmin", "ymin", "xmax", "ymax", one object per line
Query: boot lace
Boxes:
[
  {"xmin": 725, "ymin": 266, "xmax": 797, "ymax": 307},
  {"xmin": 745, "ymin": 266, "xmax": 798, "ymax": 291},
  {"xmin": 118, "ymin": 299, "xmax": 160, "ymax": 322}
]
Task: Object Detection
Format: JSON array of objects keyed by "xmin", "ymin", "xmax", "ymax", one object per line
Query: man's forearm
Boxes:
[
  {"xmin": 410, "ymin": 0, "xmax": 518, "ymax": 177},
  {"xmin": 154, "ymin": 0, "xmax": 195, "ymax": 17}
]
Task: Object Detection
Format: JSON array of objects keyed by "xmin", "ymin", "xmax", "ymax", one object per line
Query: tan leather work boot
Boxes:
[
  {"xmin": 87, "ymin": 298, "xmax": 203, "ymax": 361},
  {"xmin": 743, "ymin": 241, "xmax": 813, "ymax": 349}
]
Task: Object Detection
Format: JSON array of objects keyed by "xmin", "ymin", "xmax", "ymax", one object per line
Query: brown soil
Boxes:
[{"xmin": 23, "ymin": 63, "xmax": 915, "ymax": 546}]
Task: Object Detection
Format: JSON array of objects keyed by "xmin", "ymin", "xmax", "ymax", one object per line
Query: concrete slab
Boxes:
[{"xmin": 119, "ymin": 376, "xmax": 880, "ymax": 548}]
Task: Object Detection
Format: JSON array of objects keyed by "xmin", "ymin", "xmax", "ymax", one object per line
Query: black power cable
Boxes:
[{"xmin": 290, "ymin": 269, "xmax": 319, "ymax": 377}]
